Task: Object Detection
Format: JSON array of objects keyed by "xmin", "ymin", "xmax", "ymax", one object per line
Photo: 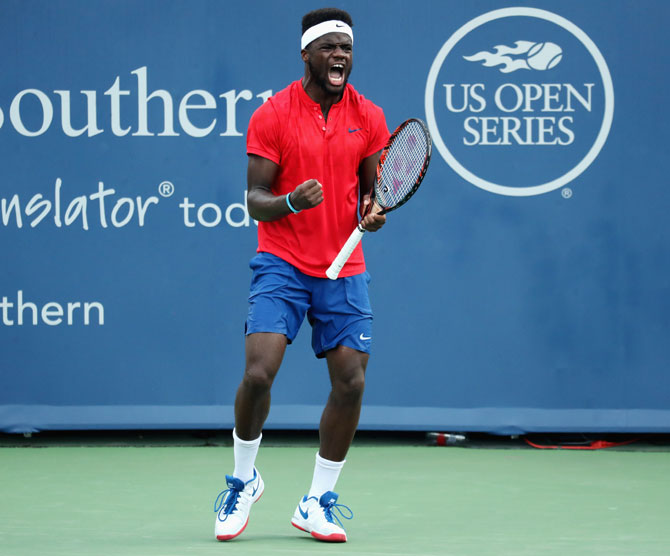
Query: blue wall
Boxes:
[{"xmin": 1, "ymin": 0, "xmax": 669, "ymax": 434}]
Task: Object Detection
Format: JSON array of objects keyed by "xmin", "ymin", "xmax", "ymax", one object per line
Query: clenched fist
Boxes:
[{"xmin": 289, "ymin": 179, "xmax": 324, "ymax": 211}]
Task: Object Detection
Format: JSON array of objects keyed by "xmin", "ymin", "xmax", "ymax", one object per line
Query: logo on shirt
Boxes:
[
  {"xmin": 425, "ymin": 7, "xmax": 614, "ymax": 197},
  {"xmin": 348, "ymin": 127, "xmax": 362, "ymax": 133}
]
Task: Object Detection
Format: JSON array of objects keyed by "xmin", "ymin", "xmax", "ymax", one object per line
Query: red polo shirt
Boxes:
[{"xmin": 246, "ymin": 80, "xmax": 389, "ymax": 277}]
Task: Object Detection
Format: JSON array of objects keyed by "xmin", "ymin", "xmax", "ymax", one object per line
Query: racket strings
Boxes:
[{"xmin": 376, "ymin": 122, "xmax": 429, "ymax": 209}]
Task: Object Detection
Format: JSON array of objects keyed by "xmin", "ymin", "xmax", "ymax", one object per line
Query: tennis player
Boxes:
[{"xmin": 214, "ymin": 7, "xmax": 389, "ymax": 543}]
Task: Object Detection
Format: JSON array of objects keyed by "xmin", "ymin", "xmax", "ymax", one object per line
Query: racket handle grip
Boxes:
[{"xmin": 326, "ymin": 225, "xmax": 366, "ymax": 280}]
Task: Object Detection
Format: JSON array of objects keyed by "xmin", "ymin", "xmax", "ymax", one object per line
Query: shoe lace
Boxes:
[
  {"xmin": 322, "ymin": 499, "xmax": 354, "ymax": 529},
  {"xmin": 214, "ymin": 486, "xmax": 241, "ymax": 519}
]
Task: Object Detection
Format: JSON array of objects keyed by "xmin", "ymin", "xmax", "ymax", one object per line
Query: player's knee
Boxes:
[
  {"xmin": 242, "ymin": 364, "xmax": 275, "ymax": 396},
  {"xmin": 333, "ymin": 370, "xmax": 366, "ymax": 404}
]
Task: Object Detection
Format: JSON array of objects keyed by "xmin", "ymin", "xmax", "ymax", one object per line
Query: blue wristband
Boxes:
[{"xmin": 286, "ymin": 193, "xmax": 301, "ymax": 214}]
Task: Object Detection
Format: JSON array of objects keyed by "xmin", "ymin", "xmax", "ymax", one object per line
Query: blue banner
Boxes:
[{"xmin": 1, "ymin": 0, "xmax": 669, "ymax": 433}]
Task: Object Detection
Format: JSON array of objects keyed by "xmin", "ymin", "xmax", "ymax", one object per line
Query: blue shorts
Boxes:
[{"xmin": 245, "ymin": 252, "xmax": 373, "ymax": 358}]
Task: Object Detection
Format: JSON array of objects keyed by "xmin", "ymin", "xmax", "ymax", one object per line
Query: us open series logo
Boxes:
[{"xmin": 425, "ymin": 7, "xmax": 614, "ymax": 196}]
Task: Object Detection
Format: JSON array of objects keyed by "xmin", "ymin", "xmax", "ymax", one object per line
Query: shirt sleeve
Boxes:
[
  {"xmin": 246, "ymin": 100, "xmax": 281, "ymax": 165},
  {"xmin": 364, "ymin": 104, "xmax": 390, "ymax": 158}
]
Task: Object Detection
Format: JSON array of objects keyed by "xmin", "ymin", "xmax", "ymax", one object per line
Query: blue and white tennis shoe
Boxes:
[
  {"xmin": 290, "ymin": 491, "xmax": 353, "ymax": 542},
  {"xmin": 214, "ymin": 468, "xmax": 264, "ymax": 541}
]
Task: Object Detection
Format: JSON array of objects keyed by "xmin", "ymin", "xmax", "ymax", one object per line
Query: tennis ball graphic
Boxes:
[{"xmin": 526, "ymin": 42, "xmax": 562, "ymax": 70}]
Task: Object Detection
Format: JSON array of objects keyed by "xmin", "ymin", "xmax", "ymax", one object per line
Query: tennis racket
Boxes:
[{"xmin": 325, "ymin": 118, "xmax": 432, "ymax": 280}]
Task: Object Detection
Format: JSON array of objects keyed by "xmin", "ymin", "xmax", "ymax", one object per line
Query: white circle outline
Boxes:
[{"xmin": 425, "ymin": 7, "xmax": 614, "ymax": 197}]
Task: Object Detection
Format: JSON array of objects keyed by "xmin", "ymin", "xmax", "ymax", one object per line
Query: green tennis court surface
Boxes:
[{"xmin": 1, "ymin": 433, "xmax": 668, "ymax": 556}]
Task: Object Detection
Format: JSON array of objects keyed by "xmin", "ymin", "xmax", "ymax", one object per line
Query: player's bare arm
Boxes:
[
  {"xmin": 247, "ymin": 154, "xmax": 324, "ymax": 221},
  {"xmin": 358, "ymin": 149, "xmax": 386, "ymax": 232}
]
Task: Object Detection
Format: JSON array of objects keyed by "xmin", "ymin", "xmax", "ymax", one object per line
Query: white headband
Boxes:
[{"xmin": 301, "ymin": 20, "xmax": 353, "ymax": 50}]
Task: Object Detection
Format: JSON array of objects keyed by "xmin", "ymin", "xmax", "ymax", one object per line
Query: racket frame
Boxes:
[{"xmin": 325, "ymin": 118, "xmax": 432, "ymax": 280}]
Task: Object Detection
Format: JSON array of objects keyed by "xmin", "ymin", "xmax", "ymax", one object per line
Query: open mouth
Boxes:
[{"xmin": 328, "ymin": 64, "xmax": 345, "ymax": 87}]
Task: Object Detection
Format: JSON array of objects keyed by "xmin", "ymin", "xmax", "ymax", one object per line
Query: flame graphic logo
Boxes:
[{"xmin": 464, "ymin": 40, "xmax": 563, "ymax": 73}]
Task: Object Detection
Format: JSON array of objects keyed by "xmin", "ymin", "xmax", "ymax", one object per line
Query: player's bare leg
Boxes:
[
  {"xmin": 320, "ymin": 345, "xmax": 368, "ymax": 460},
  {"xmin": 215, "ymin": 332, "xmax": 286, "ymax": 541},
  {"xmin": 234, "ymin": 332, "xmax": 287, "ymax": 440},
  {"xmin": 290, "ymin": 345, "xmax": 365, "ymax": 542}
]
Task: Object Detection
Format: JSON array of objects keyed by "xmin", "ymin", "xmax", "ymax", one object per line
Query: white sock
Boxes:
[
  {"xmin": 307, "ymin": 452, "xmax": 345, "ymax": 499},
  {"xmin": 232, "ymin": 428, "xmax": 261, "ymax": 483}
]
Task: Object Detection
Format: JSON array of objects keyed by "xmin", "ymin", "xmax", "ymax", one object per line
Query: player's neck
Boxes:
[{"xmin": 301, "ymin": 76, "xmax": 343, "ymax": 121}]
